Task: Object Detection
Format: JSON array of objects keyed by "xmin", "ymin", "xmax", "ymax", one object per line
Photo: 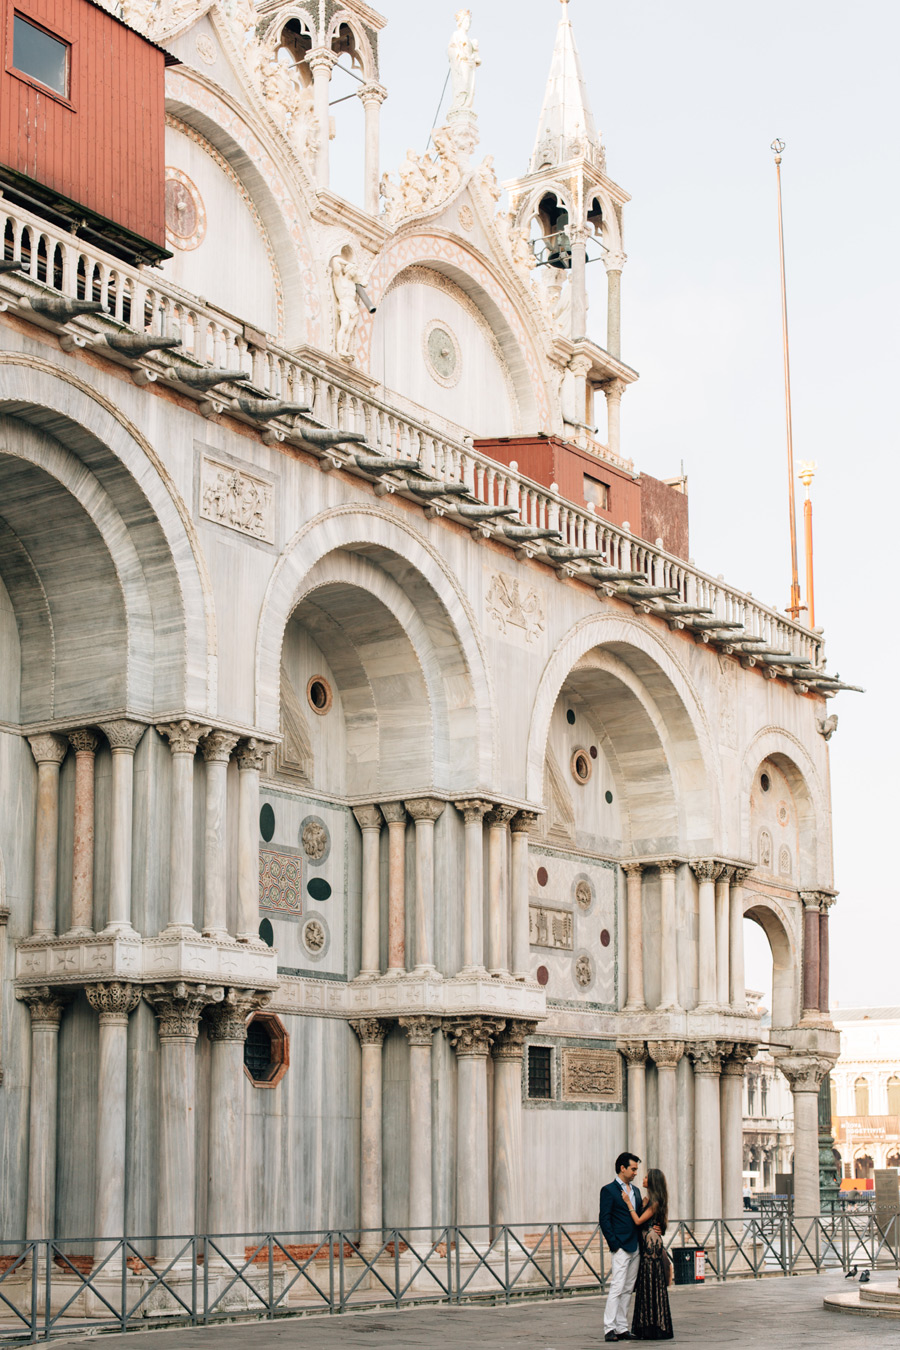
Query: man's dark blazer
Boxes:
[{"xmin": 599, "ymin": 1179, "xmax": 644, "ymax": 1254}]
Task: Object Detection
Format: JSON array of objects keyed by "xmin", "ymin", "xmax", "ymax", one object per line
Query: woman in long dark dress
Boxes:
[{"xmin": 619, "ymin": 1168, "xmax": 673, "ymax": 1340}]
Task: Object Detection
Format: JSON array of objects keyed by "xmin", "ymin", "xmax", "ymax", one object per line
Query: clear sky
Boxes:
[{"xmin": 340, "ymin": 1, "xmax": 899, "ymax": 1008}]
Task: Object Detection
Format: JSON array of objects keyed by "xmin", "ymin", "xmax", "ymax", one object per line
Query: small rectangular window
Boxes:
[
  {"xmin": 583, "ymin": 474, "xmax": 610, "ymax": 511},
  {"xmin": 527, "ymin": 1045, "xmax": 552, "ymax": 1099},
  {"xmin": 12, "ymin": 15, "xmax": 69, "ymax": 97}
]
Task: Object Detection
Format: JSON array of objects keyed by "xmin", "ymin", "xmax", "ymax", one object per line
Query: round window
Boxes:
[
  {"xmin": 760, "ymin": 772, "xmax": 771, "ymax": 792},
  {"xmin": 571, "ymin": 748, "xmax": 592, "ymax": 784},
  {"xmin": 307, "ymin": 676, "xmax": 333, "ymax": 715}
]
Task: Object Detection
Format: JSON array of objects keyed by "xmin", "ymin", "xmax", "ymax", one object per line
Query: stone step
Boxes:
[
  {"xmin": 824, "ymin": 1286, "xmax": 900, "ymax": 1318},
  {"xmin": 861, "ymin": 1281, "xmax": 900, "ymax": 1304}
]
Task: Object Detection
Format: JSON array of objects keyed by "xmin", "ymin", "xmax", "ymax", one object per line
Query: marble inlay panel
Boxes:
[{"xmin": 561, "ymin": 1047, "xmax": 621, "ymax": 1103}]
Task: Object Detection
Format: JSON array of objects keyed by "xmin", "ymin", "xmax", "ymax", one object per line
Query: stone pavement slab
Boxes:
[{"xmin": 49, "ymin": 1272, "xmax": 893, "ymax": 1349}]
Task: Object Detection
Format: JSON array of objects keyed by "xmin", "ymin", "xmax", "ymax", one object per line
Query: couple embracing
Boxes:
[{"xmin": 599, "ymin": 1151, "xmax": 673, "ymax": 1341}]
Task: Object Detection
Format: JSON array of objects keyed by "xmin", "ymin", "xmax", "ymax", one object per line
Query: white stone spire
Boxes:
[{"xmin": 530, "ymin": 0, "xmax": 602, "ymax": 172}]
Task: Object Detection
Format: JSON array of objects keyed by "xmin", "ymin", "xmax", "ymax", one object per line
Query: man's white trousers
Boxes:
[{"xmin": 604, "ymin": 1246, "xmax": 640, "ymax": 1334}]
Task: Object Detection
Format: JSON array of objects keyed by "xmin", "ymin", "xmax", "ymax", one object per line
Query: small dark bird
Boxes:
[
  {"xmin": 859, "ymin": 1270, "xmax": 870, "ymax": 1284},
  {"xmin": 845, "ymin": 1265, "xmax": 857, "ymax": 1278}
]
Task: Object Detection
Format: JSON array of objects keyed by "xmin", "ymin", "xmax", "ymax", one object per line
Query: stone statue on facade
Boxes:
[
  {"xmin": 448, "ymin": 9, "xmax": 480, "ymax": 112},
  {"xmin": 331, "ymin": 254, "xmax": 359, "ymax": 359},
  {"xmin": 380, "ymin": 130, "xmax": 464, "ymax": 226}
]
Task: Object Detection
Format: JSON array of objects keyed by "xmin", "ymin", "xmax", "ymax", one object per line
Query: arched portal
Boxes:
[{"xmin": 743, "ymin": 894, "xmax": 798, "ymax": 1031}]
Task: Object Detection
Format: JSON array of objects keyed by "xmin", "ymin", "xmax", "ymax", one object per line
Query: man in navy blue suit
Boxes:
[{"xmin": 599, "ymin": 1151, "xmax": 644, "ymax": 1341}]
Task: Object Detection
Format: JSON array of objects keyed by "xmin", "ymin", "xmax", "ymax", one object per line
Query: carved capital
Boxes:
[
  {"xmin": 379, "ymin": 801, "xmax": 408, "ymax": 825},
  {"xmin": 800, "ymin": 890, "xmax": 828, "ymax": 911},
  {"xmin": 454, "ymin": 798, "xmax": 491, "ymax": 825},
  {"xmin": 17, "ymin": 985, "xmax": 71, "ymax": 1026},
  {"xmin": 446, "ymin": 1016, "xmax": 505, "ymax": 1058},
  {"xmin": 353, "ymin": 805, "xmax": 384, "ymax": 832},
  {"xmin": 603, "ymin": 378, "xmax": 627, "ymax": 403},
  {"xmin": 399, "ymin": 1015, "xmax": 441, "ymax": 1047},
  {"xmin": 568, "ymin": 353, "xmax": 593, "ymax": 379},
  {"xmin": 617, "ymin": 1039, "xmax": 648, "ymax": 1066},
  {"xmin": 27, "ymin": 733, "xmax": 68, "ymax": 766},
  {"xmin": 358, "ymin": 82, "xmax": 387, "ymax": 107},
  {"xmin": 687, "ymin": 1039, "xmax": 724, "ymax": 1074},
  {"xmin": 144, "ymin": 982, "xmax": 224, "ymax": 1041},
  {"xmin": 350, "ymin": 1017, "xmax": 389, "ymax": 1047},
  {"xmin": 85, "ymin": 981, "xmax": 141, "ymax": 1023},
  {"xmin": 492, "ymin": 1019, "xmax": 538, "ymax": 1061},
  {"xmin": 690, "ymin": 859, "xmax": 722, "ymax": 883},
  {"xmin": 647, "ymin": 1039, "xmax": 685, "ymax": 1069},
  {"xmin": 656, "ymin": 859, "xmax": 680, "ymax": 876},
  {"xmin": 68, "ymin": 728, "xmax": 99, "ymax": 755},
  {"xmin": 603, "ymin": 251, "xmax": 627, "ymax": 273},
  {"xmin": 777, "ymin": 1054, "xmax": 836, "ymax": 1093},
  {"xmin": 620, "ymin": 861, "xmax": 645, "ymax": 878},
  {"xmin": 404, "ymin": 797, "xmax": 445, "ymax": 823},
  {"xmin": 236, "ymin": 737, "xmax": 267, "ymax": 772},
  {"xmin": 722, "ymin": 1042, "xmax": 758, "ymax": 1076},
  {"xmin": 731, "ymin": 866, "xmax": 753, "ymax": 886},
  {"xmin": 99, "ymin": 720, "xmax": 147, "ymax": 753},
  {"xmin": 206, "ymin": 988, "xmax": 271, "ymax": 1041},
  {"xmin": 716, "ymin": 865, "xmax": 734, "ymax": 885},
  {"xmin": 510, "ymin": 810, "xmax": 540, "ymax": 836},
  {"xmin": 200, "ymin": 730, "xmax": 239, "ymax": 763},
  {"xmin": 484, "ymin": 804, "xmax": 517, "ymax": 829},
  {"xmin": 157, "ymin": 720, "xmax": 211, "ymax": 756},
  {"xmin": 307, "ymin": 47, "xmax": 338, "ymax": 75}
]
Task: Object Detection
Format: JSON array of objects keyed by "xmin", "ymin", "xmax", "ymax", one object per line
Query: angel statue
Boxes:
[{"xmin": 448, "ymin": 9, "xmax": 480, "ymax": 113}]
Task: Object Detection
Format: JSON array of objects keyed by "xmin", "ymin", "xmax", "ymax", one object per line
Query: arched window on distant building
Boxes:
[
  {"xmin": 855, "ymin": 1077, "xmax": 870, "ymax": 1116},
  {"xmin": 887, "ymin": 1076, "xmax": 900, "ymax": 1116}
]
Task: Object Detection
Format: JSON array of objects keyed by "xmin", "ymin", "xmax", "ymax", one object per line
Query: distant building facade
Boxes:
[{"xmin": 831, "ymin": 1009, "xmax": 900, "ymax": 1178}]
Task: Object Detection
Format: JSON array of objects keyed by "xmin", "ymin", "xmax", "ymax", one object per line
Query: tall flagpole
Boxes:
[{"xmin": 771, "ymin": 139, "xmax": 802, "ymax": 621}]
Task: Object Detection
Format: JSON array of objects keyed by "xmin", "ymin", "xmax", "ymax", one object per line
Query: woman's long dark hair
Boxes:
[{"xmin": 646, "ymin": 1168, "xmax": 668, "ymax": 1235}]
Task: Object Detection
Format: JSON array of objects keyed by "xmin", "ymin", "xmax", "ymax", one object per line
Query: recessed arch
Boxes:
[
  {"xmin": 740, "ymin": 727, "xmax": 827, "ymax": 887},
  {"xmin": 743, "ymin": 891, "xmax": 799, "ymax": 1029}
]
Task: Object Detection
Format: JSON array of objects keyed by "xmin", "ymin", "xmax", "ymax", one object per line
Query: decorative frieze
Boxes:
[
  {"xmin": 200, "ymin": 454, "xmax": 274, "ymax": 543},
  {"xmin": 529, "ymin": 903, "xmax": 573, "ymax": 951},
  {"xmin": 561, "ymin": 1047, "xmax": 621, "ymax": 1102}
]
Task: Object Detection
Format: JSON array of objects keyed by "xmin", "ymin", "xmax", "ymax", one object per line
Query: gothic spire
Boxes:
[{"xmin": 530, "ymin": 0, "xmax": 602, "ymax": 172}]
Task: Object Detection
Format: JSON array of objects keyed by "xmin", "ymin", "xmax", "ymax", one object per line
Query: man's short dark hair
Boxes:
[{"xmin": 615, "ymin": 1152, "xmax": 640, "ymax": 1174}]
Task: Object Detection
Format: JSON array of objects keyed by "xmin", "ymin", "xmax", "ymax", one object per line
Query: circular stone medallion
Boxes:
[
  {"xmin": 574, "ymin": 877, "xmax": 593, "ymax": 912},
  {"xmin": 300, "ymin": 816, "xmax": 330, "ymax": 865},
  {"xmin": 302, "ymin": 915, "xmax": 329, "ymax": 959},
  {"xmin": 423, "ymin": 320, "xmax": 461, "ymax": 388},
  {"xmin": 165, "ymin": 169, "xmax": 206, "ymax": 251},
  {"xmin": 195, "ymin": 33, "xmax": 217, "ymax": 65}
]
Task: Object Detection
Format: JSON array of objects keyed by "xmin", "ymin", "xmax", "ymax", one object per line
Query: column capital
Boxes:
[
  {"xmin": 446, "ymin": 1016, "xmax": 506, "ymax": 1058},
  {"xmin": 236, "ymin": 737, "xmax": 268, "ymax": 772},
  {"xmin": 647, "ymin": 1039, "xmax": 685, "ymax": 1069},
  {"xmin": 379, "ymin": 801, "xmax": 408, "ymax": 825},
  {"xmin": 27, "ymin": 733, "xmax": 68, "ymax": 766},
  {"xmin": 353, "ymin": 804, "xmax": 384, "ymax": 831},
  {"xmin": 620, "ymin": 860, "xmax": 646, "ymax": 877},
  {"xmin": 484, "ymin": 804, "xmax": 517, "ymax": 828},
  {"xmin": 350, "ymin": 1017, "xmax": 390, "ymax": 1047},
  {"xmin": 731, "ymin": 866, "xmax": 754, "ymax": 885},
  {"xmin": 16, "ymin": 985, "xmax": 72, "ymax": 1025},
  {"xmin": 603, "ymin": 250, "xmax": 627, "ymax": 273},
  {"xmin": 800, "ymin": 889, "xmax": 831, "ymax": 911},
  {"xmin": 200, "ymin": 729, "xmax": 239, "ymax": 763},
  {"xmin": 722, "ymin": 1042, "xmax": 758, "ymax": 1076},
  {"xmin": 358, "ymin": 81, "xmax": 387, "ymax": 106},
  {"xmin": 404, "ymin": 797, "xmax": 445, "ymax": 823},
  {"xmin": 206, "ymin": 988, "xmax": 271, "ymax": 1041},
  {"xmin": 68, "ymin": 728, "xmax": 99, "ymax": 754},
  {"xmin": 454, "ymin": 798, "xmax": 491, "ymax": 824},
  {"xmin": 568, "ymin": 352, "xmax": 593, "ymax": 379},
  {"xmin": 85, "ymin": 981, "xmax": 141, "ymax": 1024},
  {"xmin": 157, "ymin": 719, "xmax": 211, "ymax": 756},
  {"xmin": 617, "ymin": 1038, "xmax": 648, "ymax": 1065},
  {"xmin": 510, "ymin": 810, "xmax": 540, "ymax": 835},
  {"xmin": 399, "ymin": 1015, "xmax": 441, "ymax": 1047},
  {"xmin": 776, "ymin": 1053, "xmax": 836, "ymax": 1093},
  {"xmin": 689, "ymin": 859, "xmax": 723, "ymax": 883},
  {"xmin": 144, "ymin": 981, "xmax": 224, "ymax": 1041},
  {"xmin": 715, "ymin": 864, "xmax": 734, "ymax": 883},
  {"xmin": 98, "ymin": 720, "xmax": 147, "ymax": 753},
  {"xmin": 687, "ymin": 1039, "xmax": 724, "ymax": 1074},
  {"xmin": 492, "ymin": 1019, "xmax": 538, "ymax": 1061},
  {"xmin": 656, "ymin": 858, "xmax": 680, "ymax": 876},
  {"xmin": 603, "ymin": 378, "xmax": 627, "ymax": 402},
  {"xmin": 307, "ymin": 47, "xmax": 338, "ymax": 74}
]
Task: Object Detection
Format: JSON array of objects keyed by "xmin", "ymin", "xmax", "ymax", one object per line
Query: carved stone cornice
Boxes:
[
  {"xmin": 690, "ymin": 860, "xmax": 722, "ymax": 883},
  {"xmin": 206, "ymin": 988, "xmax": 271, "ymax": 1042},
  {"xmin": 99, "ymin": 720, "xmax": 147, "ymax": 753},
  {"xmin": 85, "ymin": 981, "xmax": 141, "ymax": 1024},
  {"xmin": 647, "ymin": 1039, "xmax": 684, "ymax": 1069},
  {"xmin": 200, "ymin": 730, "xmax": 239, "ymax": 764},
  {"xmin": 27, "ymin": 733, "xmax": 68, "ymax": 766},
  {"xmin": 379, "ymin": 801, "xmax": 408, "ymax": 825},
  {"xmin": 157, "ymin": 720, "xmax": 211, "ymax": 756},
  {"xmin": 144, "ymin": 982, "xmax": 224, "ymax": 1041},
  {"xmin": 777, "ymin": 1054, "xmax": 836, "ymax": 1093},
  {"xmin": 353, "ymin": 804, "xmax": 383, "ymax": 832},
  {"xmin": 492, "ymin": 1019, "xmax": 538, "ymax": 1061},
  {"xmin": 16, "ymin": 985, "xmax": 72, "ymax": 1025},
  {"xmin": 68, "ymin": 728, "xmax": 99, "ymax": 755},
  {"xmin": 399, "ymin": 1015, "xmax": 441, "ymax": 1047},
  {"xmin": 510, "ymin": 811, "xmax": 540, "ymax": 836},
  {"xmin": 404, "ymin": 797, "xmax": 446, "ymax": 824},
  {"xmin": 446, "ymin": 1016, "xmax": 506, "ymax": 1058},
  {"xmin": 350, "ymin": 1017, "xmax": 389, "ymax": 1047},
  {"xmin": 484, "ymin": 805, "xmax": 517, "ymax": 829},
  {"xmin": 617, "ymin": 1039, "xmax": 648, "ymax": 1066},
  {"xmin": 687, "ymin": 1039, "xmax": 725, "ymax": 1074},
  {"xmin": 236, "ymin": 737, "xmax": 267, "ymax": 772}
]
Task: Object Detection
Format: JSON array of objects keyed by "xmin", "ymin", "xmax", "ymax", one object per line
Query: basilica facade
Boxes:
[{"xmin": 0, "ymin": 0, "xmax": 846, "ymax": 1263}]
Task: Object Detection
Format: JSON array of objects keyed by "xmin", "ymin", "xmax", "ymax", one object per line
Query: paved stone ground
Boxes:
[{"xmin": 48, "ymin": 1272, "xmax": 894, "ymax": 1348}]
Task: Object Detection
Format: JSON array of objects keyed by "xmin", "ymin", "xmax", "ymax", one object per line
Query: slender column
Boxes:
[
  {"xmin": 97, "ymin": 722, "xmax": 146, "ymax": 933},
  {"xmin": 236, "ymin": 739, "xmax": 266, "ymax": 942},
  {"xmin": 570, "ymin": 226, "xmax": 587, "ymax": 339},
  {"xmin": 68, "ymin": 729, "xmax": 99, "ymax": 935},
  {"xmin": 145, "ymin": 983, "xmax": 224, "ymax": 1254},
  {"xmin": 0, "ymin": 907, "xmax": 7, "ymax": 1085},
  {"xmin": 721, "ymin": 1044, "xmax": 756, "ymax": 1220},
  {"xmin": 448, "ymin": 1018, "xmax": 505, "ymax": 1231},
  {"xmin": 351, "ymin": 1019, "xmax": 389, "ymax": 1240},
  {"xmin": 359, "ymin": 84, "xmax": 387, "ymax": 215},
  {"xmin": 568, "ymin": 353, "xmax": 592, "ymax": 427},
  {"xmin": 354, "ymin": 806, "xmax": 383, "ymax": 977},
  {"xmin": 618, "ymin": 1040, "xmax": 648, "ymax": 1165},
  {"xmin": 603, "ymin": 378, "xmax": 626, "ymax": 460},
  {"xmin": 800, "ymin": 891, "xmax": 822, "ymax": 1019},
  {"xmin": 454, "ymin": 800, "xmax": 489, "ymax": 972},
  {"xmin": 206, "ymin": 991, "xmax": 269, "ymax": 1239},
  {"xmin": 648, "ymin": 1040, "xmax": 684, "ymax": 1218},
  {"xmin": 405, "ymin": 799, "xmax": 445, "ymax": 972},
  {"xmin": 690, "ymin": 860, "xmax": 721, "ymax": 1010},
  {"xmin": 199, "ymin": 732, "xmax": 238, "ymax": 937},
  {"xmin": 715, "ymin": 866, "xmax": 733, "ymax": 1008},
  {"xmin": 509, "ymin": 813, "xmax": 538, "ymax": 980},
  {"xmin": 18, "ymin": 986, "xmax": 70, "ymax": 1238},
  {"xmin": 400, "ymin": 1017, "xmax": 439, "ymax": 1235},
  {"xmin": 819, "ymin": 895, "xmax": 834, "ymax": 1017},
  {"xmin": 380, "ymin": 803, "xmax": 407, "ymax": 974},
  {"xmin": 621, "ymin": 862, "xmax": 646, "ymax": 1011},
  {"xmin": 779, "ymin": 1056, "xmax": 834, "ymax": 1217},
  {"xmin": 85, "ymin": 982, "xmax": 141, "ymax": 1258},
  {"xmin": 604, "ymin": 252, "xmax": 626, "ymax": 359},
  {"xmin": 657, "ymin": 861, "xmax": 680, "ymax": 1011},
  {"xmin": 491, "ymin": 1020, "xmax": 536, "ymax": 1228},
  {"xmin": 27, "ymin": 734, "xmax": 67, "ymax": 936},
  {"xmin": 157, "ymin": 721, "xmax": 210, "ymax": 931},
  {"xmin": 729, "ymin": 867, "xmax": 751, "ymax": 1013},
  {"xmin": 308, "ymin": 49, "xmax": 336, "ymax": 189},
  {"xmin": 485, "ymin": 806, "xmax": 516, "ymax": 976},
  {"xmin": 688, "ymin": 1040, "xmax": 726, "ymax": 1219}
]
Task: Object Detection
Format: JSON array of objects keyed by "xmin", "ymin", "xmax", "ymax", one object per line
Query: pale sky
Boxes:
[{"xmin": 338, "ymin": 2, "xmax": 899, "ymax": 1008}]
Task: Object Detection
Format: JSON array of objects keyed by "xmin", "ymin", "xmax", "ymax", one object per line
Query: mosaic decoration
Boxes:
[{"xmin": 259, "ymin": 848, "xmax": 302, "ymax": 914}]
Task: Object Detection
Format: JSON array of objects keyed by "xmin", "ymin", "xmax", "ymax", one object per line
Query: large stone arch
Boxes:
[
  {"xmin": 0, "ymin": 356, "xmax": 216, "ymax": 716},
  {"xmin": 526, "ymin": 612, "xmax": 722, "ymax": 851},
  {"xmin": 739, "ymin": 727, "xmax": 828, "ymax": 887},
  {"xmin": 743, "ymin": 890, "xmax": 800, "ymax": 1030},
  {"xmin": 255, "ymin": 504, "xmax": 496, "ymax": 790}
]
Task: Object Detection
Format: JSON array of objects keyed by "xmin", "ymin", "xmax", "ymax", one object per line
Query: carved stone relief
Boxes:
[
  {"xmin": 486, "ymin": 573, "xmax": 545, "ymax": 644},
  {"xmin": 302, "ymin": 916, "xmax": 328, "ymax": 957},
  {"xmin": 759, "ymin": 829, "xmax": 772, "ymax": 871},
  {"xmin": 529, "ymin": 904, "xmax": 574, "ymax": 951},
  {"xmin": 301, "ymin": 817, "xmax": 330, "ymax": 863},
  {"xmin": 561, "ymin": 1048, "xmax": 621, "ymax": 1103},
  {"xmin": 200, "ymin": 455, "xmax": 274, "ymax": 543},
  {"xmin": 574, "ymin": 952, "xmax": 593, "ymax": 989}
]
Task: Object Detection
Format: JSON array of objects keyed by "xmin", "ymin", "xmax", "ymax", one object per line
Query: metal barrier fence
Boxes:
[{"xmin": 0, "ymin": 1215, "xmax": 896, "ymax": 1344}]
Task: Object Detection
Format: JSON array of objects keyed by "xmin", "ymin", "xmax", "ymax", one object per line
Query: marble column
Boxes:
[
  {"xmin": 510, "ymin": 813, "xmax": 538, "ymax": 980},
  {"xmin": 570, "ymin": 227, "xmax": 587, "ymax": 339},
  {"xmin": 800, "ymin": 891, "xmax": 821, "ymax": 1020},
  {"xmin": 729, "ymin": 867, "xmax": 751, "ymax": 1013},
  {"xmin": 351, "ymin": 1019, "xmax": 389, "ymax": 1240},
  {"xmin": 68, "ymin": 729, "xmax": 99, "ymax": 935},
  {"xmin": 359, "ymin": 83, "xmax": 387, "ymax": 215},
  {"xmin": 485, "ymin": 806, "xmax": 516, "ymax": 976},
  {"xmin": 400, "ymin": 1016, "xmax": 439, "ymax": 1236},
  {"xmin": 353, "ymin": 806, "xmax": 383, "ymax": 978},
  {"xmin": 85, "ymin": 982, "xmax": 141, "ymax": 1259},
  {"xmin": 236, "ymin": 739, "xmax": 266, "ymax": 942},
  {"xmin": 604, "ymin": 378, "xmax": 626, "ymax": 460},
  {"xmin": 688, "ymin": 1040, "xmax": 725, "ymax": 1220},
  {"xmin": 454, "ymin": 800, "xmax": 489, "ymax": 972},
  {"xmin": 604, "ymin": 252, "xmax": 625, "ymax": 359},
  {"xmin": 27, "ymin": 734, "xmax": 67, "ymax": 936},
  {"xmin": 621, "ymin": 862, "xmax": 646, "ymax": 1011},
  {"xmin": 819, "ymin": 896, "xmax": 834, "ymax": 1017},
  {"xmin": 157, "ymin": 721, "xmax": 210, "ymax": 931},
  {"xmin": 448, "ymin": 1018, "xmax": 505, "ymax": 1232},
  {"xmin": 97, "ymin": 722, "xmax": 146, "ymax": 933},
  {"xmin": 657, "ymin": 861, "xmax": 681, "ymax": 1011},
  {"xmin": 779, "ymin": 1056, "xmax": 833, "ymax": 1217},
  {"xmin": 648, "ymin": 1040, "xmax": 684, "ymax": 1218},
  {"xmin": 715, "ymin": 866, "xmax": 733, "ymax": 1008},
  {"xmin": 568, "ymin": 352, "xmax": 593, "ymax": 426},
  {"xmin": 206, "ymin": 990, "xmax": 269, "ymax": 1240},
  {"xmin": 491, "ymin": 1021, "xmax": 536, "ymax": 1229},
  {"xmin": 18, "ymin": 986, "xmax": 70, "ymax": 1238},
  {"xmin": 618, "ymin": 1040, "xmax": 648, "ymax": 1165},
  {"xmin": 690, "ymin": 861, "xmax": 720, "ymax": 1010},
  {"xmin": 145, "ymin": 982, "xmax": 224, "ymax": 1254},
  {"xmin": 721, "ymin": 1044, "xmax": 755, "ymax": 1221},
  {"xmin": 308, "ymin": 49, "xmax": 336, "ymax": 189},
  {"xmin": 380, "ymin": 803, "xmax": 407, "ymax": 974},
  {"xmin": 405, "ymin": 799, "xmax": 444, "ymax": 972},
  {"xmin": 200, "ymin": 731, "xmax": 239, "ymax": 938}
]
